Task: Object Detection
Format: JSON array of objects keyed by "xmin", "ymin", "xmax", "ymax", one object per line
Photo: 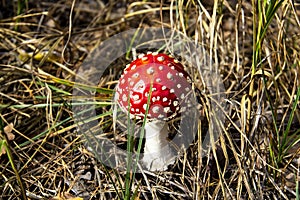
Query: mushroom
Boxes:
[{"xmin": 115, "ymin": 52, "xmax": 192, "ymax": 171}]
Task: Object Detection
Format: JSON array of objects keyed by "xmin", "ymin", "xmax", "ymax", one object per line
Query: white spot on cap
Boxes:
[
  {"xmin": 156, "ymin": 96, "xmax": 160, "ymax": 101},
  {"xmin": 122, "ymin": 94, "xmax": 127, "ymax": 102},
  {"xmin": 142, "ymin": 57, "xmax": 148, "ymax": 61},
  {"xmin": 163, "ymin": 97, "xmax": 168, "ymax": 102},
  {"xmin": 157, "ymin": 56, "xmax": 165, "ymax": 62},
  {"xmin": 131, "ymin": 108, "xmax": 135, "ymax": 112},
  {"xmin": 152, "ymin": 106, "xmax": 160, "ymax": 113},
  {"xmin": 185, "ymin": 87, "xmax": 190, "ymax": 92},
  {"xmin": 159, "ymin": 66, "xmax": 164, "ymax": 70},
  {"xmin": 156, "ymin": 78, "xmax": 161, "ymax": 83},
  {"xmin": 181, "ymin": 94, "xmax": 185, "ymax": 99},
  {"xmin": 145, "ymin": 92, "xmax": 148, "ymax": 97},
  {"xmin": 133, "ymin": 80, "xmax": 145, "ymax": 91},
  {"xmin": 133, "ymin": 94, "xmax": 139, "ymax": 101},
  {"xmin": 170, "ymin": 89, "xmax": 175, "ymax": 93},
  {"xmin": 147, "ymin": 51, "xmax": 152, "ymax": 54},
  {"xmin": 143, "ymin": 104, "xmax": 147, "ymax": 110},
  {"xmin": 131, "ymin": 65, "xmax": 137, "ymax": 70},
  {"xmin": 136, "ymin": 108, "xmax": 140, "ymax": 112},
  {"xmin": 173, "ymin": 101, "xmax": 179, "ymax": 106},
  {"xmin": 177, "ymin": 84, "xmax": 181, "ymax": 88},
  {"xmin": 152, "ymin": 52, "xmax": 158, "ymax": 56},
  {"xmin": 162, "ymin": 86, "xmax": 167, "ymax": 90},
  {"xmin": 167, "ymin": 72, "xmax": 173, "ymax": 80},
  {"xmin": 152, "ymin": 97, "xmax": 156, "ymax": 102},
  {"xmin": 170, "ymin": 66, "xmax": 175, "ymax": 70},
  {"xmin": 147, "ymin": 67, "xmax": 155, "ymax": 75},
  {"xmin": 152, "ymin": 87, "xmax": 157, "ymax": 92},
  {"xmin": 174, "ymin": 59, "xmax": 179, "ymax": 63},
  {"xmin": 121, "ymin": 79, "xmax": 125, "ymax": 84},
  {"xmin": 178, "ymin": 73, "xmax": 184, "ymax": 77},
  {"xmin": 132, "ymin": 73, "xmax": 139, "ymax": 78},
  {"xmin": 138, "ymin": 54, "xmax": 145, "ymax": 58},
  {"xmin": 164, "ymin": 107, "xmax": 170, "ymax": 113}
]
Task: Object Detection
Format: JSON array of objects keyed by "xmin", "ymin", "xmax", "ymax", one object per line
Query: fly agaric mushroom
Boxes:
[{"xmin": 115, "ymin": 52, "xmax": 192, "ymax": 171}]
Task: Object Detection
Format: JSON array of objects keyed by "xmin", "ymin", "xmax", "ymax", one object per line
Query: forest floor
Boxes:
[{"xmin": 0, "ymin": 0, "xmax": 300, "ymax": 199}]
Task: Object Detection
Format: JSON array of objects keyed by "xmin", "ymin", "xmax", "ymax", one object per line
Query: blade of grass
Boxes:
[
  {"xmin": 296, "ymin": 178, "xmax": 299, "ymax": 200},
  {"xmin": 277, "ymin": 86, "xmax": 300, "ymax": 163},
  {"xmin": 15, "ymin": 0, "xmax": 28, "ymax": 30},
  {"xmin": 124, "ymin": 92, "xmax": 135, "ymax": 200},
  {"xmin": 248, "ymin": 0, "xmax": 284, "ymax": 133},
  {"xmin": 123, "ymin": 80, "xmax": 153, "ymax": 200},
  {"xmin": 263, "ymin": 69, "xmax": 300, "ymax": 167},
  {"xmin": 37, "ymin": 68, "xmax": 113, "ymax": 95}
]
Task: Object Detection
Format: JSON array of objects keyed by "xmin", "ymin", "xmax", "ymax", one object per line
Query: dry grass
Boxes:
[{"xmin": 0, "ymin": 0, "xmax": 299, "ymax": 199}]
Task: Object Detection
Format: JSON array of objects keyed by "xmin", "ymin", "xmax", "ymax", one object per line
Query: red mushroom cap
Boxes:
[{"xmin": 115, "ymin": 52, "xmax": 191, "ymax": 120}]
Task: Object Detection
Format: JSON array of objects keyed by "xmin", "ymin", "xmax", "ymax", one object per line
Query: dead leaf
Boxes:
[
  {"xmin": 4, "ymin": 123, "xmax": 15, "ymax": 141},
  {"xmin": 49, "ymin": 192, "xmax": 84, "ymax": 200},
  {"xmin": 1, "ymin": 143, "xmax": 6, "ymax": 155}
]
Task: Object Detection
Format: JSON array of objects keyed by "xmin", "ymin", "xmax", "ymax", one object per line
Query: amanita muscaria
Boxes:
[{"xmin": 115, "ymin": 52, "xmax": 192, "ymax": 171}]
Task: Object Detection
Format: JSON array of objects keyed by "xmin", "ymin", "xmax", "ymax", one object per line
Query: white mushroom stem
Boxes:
[{"xmin": 141, "ymin": 120, "xmax": 176, "ymax": 171}]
